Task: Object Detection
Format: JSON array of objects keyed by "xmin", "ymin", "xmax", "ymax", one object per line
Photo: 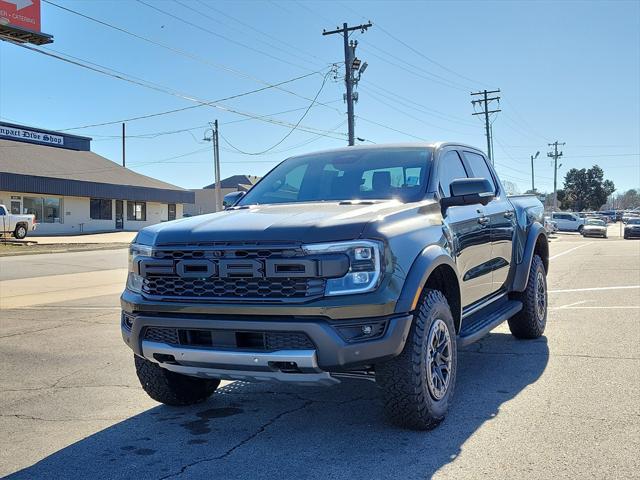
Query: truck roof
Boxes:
[{"xmin": 285, "ymin": 142, "xmax": 485, "ymax": 159}]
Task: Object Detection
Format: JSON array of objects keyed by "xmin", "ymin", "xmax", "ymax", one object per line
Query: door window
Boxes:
[
  {"xmin": 438, "ymin": 151, "xmax": 468, "ymax": 197},
  {"xmin": 168, "ymin": 204, "xmax": 176, "ymax": 221},
  {"xmin": 463, "ymin": 151, "xmax": 496, "ymax": 192}
]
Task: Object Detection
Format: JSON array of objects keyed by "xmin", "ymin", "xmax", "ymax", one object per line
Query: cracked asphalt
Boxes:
[{"xmin": 1, "ymin": 227, "xmax": 639, "ymax": 479}]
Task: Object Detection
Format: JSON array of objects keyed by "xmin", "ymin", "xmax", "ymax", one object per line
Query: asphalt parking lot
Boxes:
[{"xmin": 1, "ymin": 223, "xmax": 639, "ymax": 479}]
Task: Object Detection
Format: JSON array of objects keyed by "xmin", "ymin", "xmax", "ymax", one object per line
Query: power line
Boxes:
[
  {"xmin": 364, "ymin": 82, "xmax": 479, "ymax": 127},
  {"xmin": 359, "ymin": 46, "xmax": 469, "ymax": 93},
  {"xmin": 219, "ymin": 69, "xmax": 334, "ymax": 155},
  {"xmin": 138, "ymin": 0, "xmax": 312, "ymax": 72},
  {"xmin": 79, "ymin": 101, "xmax": 344, "ymax": 141},
  {"xmin": 363, "ymin": 87, "xmax": 477, "ymax": 136},
  {"xmin": 361, "ymin": 44, "xmax": 471, "ymax": 92},
  {"xmin": 194, "ymin": 0, "xmax": 329, "ymax": 68},
  {"xmin": 57, "ymin": 71, "xmax": 324, "ymax": 131},
  {"xmin": 8, "ymin": 41, "xmax": 348, "ymax": 141},
  {"xmin": 355, "ymin": 116, "xmax": 429, "ymax": 142},
  {"xmin": 335, "ymin": 3, "xmax": 490, "ymax": 89},
  {"xmin": 42, "ymin": 0, "xmax": 342, "ymax": 116}
]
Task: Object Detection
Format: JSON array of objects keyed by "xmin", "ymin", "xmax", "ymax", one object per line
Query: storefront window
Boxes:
[
  {"xmin": 90, "ymin": 198, "xmax": 112, "ymax": 220},
  {"xmin": 44, "ymin": 198, "xmax": 61, "ymax": 223},
  {"xmin": 23, "ymin": 197, "xmax": 63, "ymax": 223},
  {"xmin": 127, "ymin": 201, "xmax": 146, "ymax": 221},
  {"xmin": 23, "ymin": 197, "xmax": 43, "ymax": 221}
]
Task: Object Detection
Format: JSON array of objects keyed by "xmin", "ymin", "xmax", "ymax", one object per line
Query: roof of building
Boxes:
[
  {"xmin": 204, "ymin": 174, "xmax": 261, "ymax": 190},
  {"xmin": 0, "ymin": 139, "xmax": 194, "ymax": 204}
]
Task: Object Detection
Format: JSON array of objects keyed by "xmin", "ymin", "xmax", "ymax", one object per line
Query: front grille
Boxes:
[
  {"xmin": 143, "ymin": 327, "xmax": 314, "ymax": 351},
  {"xmin": 145, "ymin": 326, "xmax": 179, "ymax": 344},
  {"xmin": 142, "ymin": 276, "xmax": 325, "ymax": 299},
  {"xmin": 142, "ymin": 244, "xmax": 327, "ymax": 301}
]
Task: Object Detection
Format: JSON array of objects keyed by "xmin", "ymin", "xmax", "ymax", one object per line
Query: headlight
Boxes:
[
  {"xmin": 127, "ymin": 243, "xmax": 153, "ymax": 293},
  {"xmin": 303, "ymin": 240, "xmax": 382, "ymax": 296}
]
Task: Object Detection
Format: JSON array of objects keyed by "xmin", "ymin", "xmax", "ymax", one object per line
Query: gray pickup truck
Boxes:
[{"xmin": 121, "ymin": 143, "xmax": 548, "ymax": 430}]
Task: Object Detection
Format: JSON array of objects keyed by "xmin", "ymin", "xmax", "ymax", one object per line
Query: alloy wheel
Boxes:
[{"xmin": 426, "ymin": 318, "xmax": 452, "ymax": 401}]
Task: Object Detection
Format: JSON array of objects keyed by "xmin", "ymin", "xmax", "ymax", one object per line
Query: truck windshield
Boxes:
[{"xmin": 239, "ymin": 147, "xmax": 432, "ymax": 205}]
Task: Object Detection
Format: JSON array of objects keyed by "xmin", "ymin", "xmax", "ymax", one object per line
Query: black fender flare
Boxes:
[
  {"xmin": 511, "ymin": 223, "xmax": 548, "ymax": 292},
  {"xmin": 395, "ymin": 244, "xmax": 460, "ymax": 317}
]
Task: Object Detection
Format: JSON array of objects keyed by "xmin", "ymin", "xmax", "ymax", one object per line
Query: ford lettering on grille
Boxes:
[{"xmin": 138, "ymin": 258, "xmax": 320, "ymax": 279}]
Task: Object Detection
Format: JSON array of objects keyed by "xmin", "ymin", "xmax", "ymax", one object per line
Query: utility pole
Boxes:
[
  {"xmin": 122, "ymin": 122, "xmax": 126, "ymax": 167},
  {"xmin": 547, "ymin": 141, "xmax": 565, "ymax": 210},
  {"xmin": 471, "ymin": 89, "xmax": 501, "ymax": 164},
  {"xmin": 530, "ymin": 151, "xmax": 540, "ymax": 192},
  {"xmin": 323, "ymin": 22, "xmax": 372, "ymax": 146},
  {"xmin": 204, "ymin": 121, "xmax": 223, "ymax": 212}
]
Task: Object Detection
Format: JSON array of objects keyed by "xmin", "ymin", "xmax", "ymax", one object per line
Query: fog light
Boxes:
[{"xmin": 352, "ymin": 271, "xmax": 370, "ymax": 284}]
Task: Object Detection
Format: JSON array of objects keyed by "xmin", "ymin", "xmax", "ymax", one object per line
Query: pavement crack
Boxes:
[
  {"xmin": 2, "ymin": 414, "xmax": 125, "ymax": 422},
  {"xmin": 0, "ymin": 323, "xmax": 73, "ymax": 339},
  {"xmin": 158, "ymin": 400, "xmax": 314, "ymax": 480},
  {"xmin": 461, "ymin": 351, "xmax": 639, "ymax": 360}
]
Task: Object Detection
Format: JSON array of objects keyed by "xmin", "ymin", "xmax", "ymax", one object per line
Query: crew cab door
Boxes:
[
  {"xmin": 437, "ymin": 149, "xmax": 493, "ymax": 307},
  {"xmin": 461, "ymin": 150, "xmax": 514, "ymax": 293}
]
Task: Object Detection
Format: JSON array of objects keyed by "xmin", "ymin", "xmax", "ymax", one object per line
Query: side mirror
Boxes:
[
  {"xmin": 223, "ymin": 191, "xmax": 245, "ymax": 209},
  {"xmin": 441, "ymin": 178, "xmax": 495, "ymax": 210}
]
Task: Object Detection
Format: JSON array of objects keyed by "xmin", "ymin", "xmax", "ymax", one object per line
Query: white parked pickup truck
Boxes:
[{"xmin": 0, "ymin": 204, "xmax": 37, "ymax": 239}]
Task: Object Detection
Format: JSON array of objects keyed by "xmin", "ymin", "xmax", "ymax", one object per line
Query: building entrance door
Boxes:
[{"xmin": 115, "ymin": 200, "xmax": 124, "ymax": 230}]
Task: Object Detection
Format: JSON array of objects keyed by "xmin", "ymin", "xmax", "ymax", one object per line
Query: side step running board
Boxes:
[{"xmin": 458, "ymin": 299, "xmax": 523, "ymax": 347}]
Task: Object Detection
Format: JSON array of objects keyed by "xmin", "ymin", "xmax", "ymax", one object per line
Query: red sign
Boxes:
[{"xmin": 0, "ymin": 0, "xmax": 41, "ymax": 33}]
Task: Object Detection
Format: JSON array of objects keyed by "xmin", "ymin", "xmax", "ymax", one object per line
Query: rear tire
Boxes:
[
  {"xmin": 134, "ymin": 355, "xmax": 220, "ymax": 406},
  {"xmin": 508, "ymin": 255, "xmax": 547, "ymax": 339},
  {"xmin": 376, "ymin": 290, "xmax": 457, "ymax": 430},
  {"xmin": 578, "ymin": 225, "xmax": 584, "ymax": 234},
  {"xmin": 14, "ymin": 224, "xmax": 27, "ymax": 239}
]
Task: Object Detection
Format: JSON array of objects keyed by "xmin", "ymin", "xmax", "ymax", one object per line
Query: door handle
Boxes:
[
  {"xmin": 478, "ymin": 216, "xmax": 490, "ymax": 225},
  {"xmin": 504, "ymin": 211, "xmax": 514, "ymax": 219}
]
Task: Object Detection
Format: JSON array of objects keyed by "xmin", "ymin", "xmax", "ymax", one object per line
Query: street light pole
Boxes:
[{"xmin": 530, "ymin": 151, "xmax": 540, "ymax": 192}]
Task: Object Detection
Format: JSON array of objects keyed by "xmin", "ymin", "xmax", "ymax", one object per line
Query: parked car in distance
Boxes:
[
  {"xmin": 544, "ymin": 216, "xmax": 558, "ymax": 234},
  {"xmin": 551, "ymin": 211, "xmax": 585, "ymax": 233},
  {"xmin": 622, "ymin": 212, "xmax": 640, "ymax": 224},
  {"xmin": 623, "ymin": 218, "xmax": 640, "ymax": 239},
  {"xmin": 582, "ymin": 218, "xmax": 608, "ymax": 238},
  {"xmin": 0, "ymin": 204, "xmax": 36, "ymax": 239},
  {"xmin": 122, "ymin": 143, "xmax": 549, "ymax": 430}
]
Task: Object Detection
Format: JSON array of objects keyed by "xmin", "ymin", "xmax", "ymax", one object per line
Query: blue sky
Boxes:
[{"xmin": 1, "ymin": 0, "xmax": 639, "ymax": 193}]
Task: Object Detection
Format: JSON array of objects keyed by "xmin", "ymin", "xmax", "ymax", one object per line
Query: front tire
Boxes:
[
  {"xmin": 508, "ymin": 255, "xmax": 547, "ymax": 339},
  {"xmin": 376, "ymin": 290, "xmax": 457, "ymax": 430},
  {"xmin": 578, "ymin": 225, "xmax": 584, "ymax": 234},
  {"xmin": 14, "ymin": 224, "xmax": 27, "ymax": 239},
  {"xmin": 134, "ymin": 355, "xmax": 220, "ymax": 406}
]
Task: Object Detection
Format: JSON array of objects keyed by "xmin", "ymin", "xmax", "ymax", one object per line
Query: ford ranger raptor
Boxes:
[{"xmin": 121, "ymin": 143, "xmax": 549, "ymax": 430}]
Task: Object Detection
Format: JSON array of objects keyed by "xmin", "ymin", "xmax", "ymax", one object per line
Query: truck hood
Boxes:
[{"xmin": 136, "ymin": 201, "xmax": 415, "ymax": 245}]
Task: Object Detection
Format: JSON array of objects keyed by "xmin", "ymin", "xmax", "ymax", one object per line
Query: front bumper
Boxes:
[
  {"xmin": 625, "ymin": 228, "xmax": 640, "ymax": 238},
  {"xmin": 582, "ymin": 229, "xmax": 606, "ymax": 237},
  {"xmin": 121, "ymin": 291, "xmax": 413, "ymax": 384}
]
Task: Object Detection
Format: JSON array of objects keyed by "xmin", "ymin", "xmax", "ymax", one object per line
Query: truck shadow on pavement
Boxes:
[{"xmin": 8, "ymin": 333, "xmax": 549, "ymax": 480}]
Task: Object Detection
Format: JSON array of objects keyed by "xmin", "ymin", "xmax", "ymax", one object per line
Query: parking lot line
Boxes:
[
  {"xmin": 549, "ymin": 242, "xmax": 593, "ymax": 260},
  {"xmin": 549, "ymin": 285, "xmax": 640, "ymax": 293},
  {"xmin": 551, "ymin": 306, "xmax": 640, "ymax": 310}
]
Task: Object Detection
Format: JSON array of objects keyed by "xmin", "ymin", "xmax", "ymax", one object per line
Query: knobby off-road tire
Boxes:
[
  {"xmin": 14, "ymin": 224, "xmax": 27, "ymax": 239},
  {"xmin": 134, "ymin": 355, "xmax": 220, "ymax": 406},
  {"xmin": 508, "ymin": 254, "xmax": 547, "ymax": 339},
  {"xmin": 376, "ymin": 290, "xmax": 457, "ymax": 430}
]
